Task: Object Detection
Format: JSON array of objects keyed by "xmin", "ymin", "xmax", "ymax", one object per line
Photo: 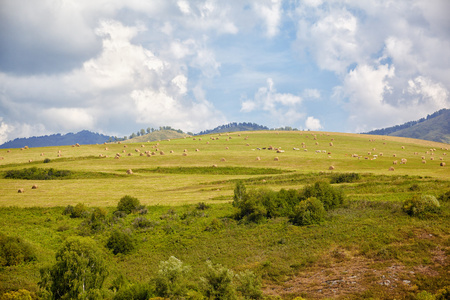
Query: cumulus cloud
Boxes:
[
  {"xmin": 254, "ymin": 0, "xmax": 282, "ymax": 38},
  {"xmin": 305, "ymin": 116, "xmax": 323, "ymax": 131},
  {"xmin": 241, "ymin": 78, "xmax": 305, "ymax": 125}
]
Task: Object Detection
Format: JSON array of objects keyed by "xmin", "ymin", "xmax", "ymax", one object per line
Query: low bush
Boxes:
[
  {"xmin": 330, "ymin": 172, "xmax": 361, "ymax": 184},
  {"xmin": 235, "ymin": 270, "xmax": 263, "ymax": 300},
  {"xmin": 117, "ymin": 195, "xmax": 140, "ymax": 214},
  {"xmin": 200, "ymin": 261, "xmax": 236, "ymax": 300},
  {"xmin": 289, "ymin": 197, "xmax": 326, "ymax": 226},
  {"xmin": 402, "ymin": 195, "xmax": 441, "ymax": 217},
  {"xmin": 132, "ymin": 217, "xmax": 155, "ymax": 229},
  {"xmin": 4, "ymin": 167, "xmax": 71, "ymax": 180},
  {"xmin": 43, "ymin": 158, "xmax": 51, "ymax": 163},
  {"xmin": 154, "ymin": 256, "xmax": 191, "ymax": 298},
  {"xmin": 438, "ymin": 190, "xmax": 450, "ymax": 202},
  {"xmin": 113, "ymin": 283, "xmax": 152, "ymax": 300},
  {"xmin": 70, "ymin": 203, "xmax": 88, "ymax": 218},
  {"xmin": 0, "ymin": 233, "xmax": 36, "ymax": 266},
  {"xmin": 106, "ymin": 230, "xmax": 135, "ymax": 255},
  {"xmin": 301, "ymin": 181, "xmax": 345, "ymax": 210}
]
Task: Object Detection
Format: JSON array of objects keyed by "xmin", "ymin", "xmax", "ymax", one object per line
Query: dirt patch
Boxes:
[{"xmin": 263, "ymin": 246, "xmax": 448, "ymax": 299}]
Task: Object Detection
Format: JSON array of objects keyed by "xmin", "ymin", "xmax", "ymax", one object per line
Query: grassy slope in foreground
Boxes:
[{"xmin": 0, "ymin": 130, "xmax": 448, "ymax": 207}]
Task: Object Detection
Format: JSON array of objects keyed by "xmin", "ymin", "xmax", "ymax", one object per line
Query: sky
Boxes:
[{"xmin": 0, "ymin": 0, "xmax": 449, "ymax": 143}]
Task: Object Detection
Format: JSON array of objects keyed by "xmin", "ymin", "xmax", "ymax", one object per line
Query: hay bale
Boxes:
[
  {"xmin": 246, "ymin": 143, "xmax": 250, "ymax": 146},
  {"xmin": 126, "ymin": 169, "xmax": 133, "ymax": 175},
  {"xmin": 122, "ymin": 150, "xmax": 126, "ymax": 153},
  {"xmin": 40, "ymin": 153, "xmax": 44, "ymax": 156},
  {"xmin": 140, "ymin": 153, "xmax": 144, "ymax": 156},
  {"xmin": 379, "ymin": 153, "xmax": 383, "ymax": 156},
  {"xmin": 184, "ymin": 149, "xmax": 188, "ymax": 152},
  {"xmin": 329, "ymin": 166, "xmax": 335, "ymax": 170},
  {"xmin": 430, "ymin": 157, "xmax": 434, "ymax": 160},
  {"xmin": 141, "ymin": 145, "xmax": 145, "ymax": 147},
  {"xmin": 212, "ymin": 164, "xmax": 218, "ymax": 168},
  {"xmin": 76, "ymin": 143, "xmax": 80, "ymax": 147},
  {"xmin": 315, "ymin": 142, "xmax": 319, "ymax": 145},
  {"xmin": 388, "ymin": 166, "xmax": 395, "ymax": 171},
  {"xmin": 196, "ymin": 149, "xmax": 199, "ymax": 152},
  {"xmin": 225, "ymin": 147, "xmax": 229, "ymax": 150},
  {"xmin": 440, "ymin": 162, "xmax": 446, "ymax": 166},
  {"xmin": 105, "ymin": 147, "xmax": 109, "ymax": 150},
  {"xmin": 220, "ymin": 158, "xmax": 226, "ymax": 162},
  {"xmin": 422, "ymin": 160, "xmax": 426, "ymax": 164},
  {"xmin": 135, "ymin": 149, "xmax": 140, "ymax": 153},
  {"xmin": 32, "ymin": 184, "xmax": 38, "ymax": 189},
  {"xmin": 401, "ymin": 146, "xmax": 405, "ymax": 149},
  {"xmin": 329, "ymin": 142, "xmax": 333, "ymax": 146},
  {"xmin": 256, "ymin": 157, "xmax": 261, "ymax": 161},
  {"xmin": 18, "ymin": 188, "xmax": 24, "ymax": 193},
  {"xmin": 183, "ymin": 153, "xmax": 188, "ymax": 156},
  {"xmin": 28, "ymin": 159, "xmax": 33, "ymax": 163},
  {"xmin": 151, "ymin": 152, "xmax": 156, "ymax": 155},
  {"xmin": 393, "ymin": 160, "xmax": 398, "ymax": 164},
  {"xmin": 393, "ymin": 154, "xmax": 396, "ymax": 157},
  {"xmin": 160, "ymin": 151, "xmax": 165, "ymax": 155},
  {"xmin": 127, "ymin": 153, "xmax": 132, "ymax": 156},
  {"xmin": 368, "ymin": 152, "xmax": 371, "ymax": 155},
  {"xmin": 274, "ymin": 157, "xmax": 279, "ymax": 161},
  {"xmin": 170, "ymin": 150, "xmax": 174, "ymax": 153},
  {"xmin": 124, "ymin": 145, "xmax": 127, "ymax": 148},
  {"xmin": 114, "ymin": 156, "xmax": 120, "ymax": 159}
]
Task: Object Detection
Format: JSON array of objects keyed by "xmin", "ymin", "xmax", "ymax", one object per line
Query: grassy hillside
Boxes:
[
  {"xmin": 389, "ymin": 110, "xmax": 450, "ymax": 143},
  {"xmin": 0, "ymin": 131, "xmax": 449, "ymax": 299},
  {"xmin": 125, "ymin": 129, "xmax": 189, "ymax": 143}
]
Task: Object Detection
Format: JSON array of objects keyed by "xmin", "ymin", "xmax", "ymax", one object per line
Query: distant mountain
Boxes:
[
  {"xmin": 365, "ymin": 108, "xmax": 450, "ymax": 143},
  {"xmin": 125, "ymin": 129, "xmax": 189, "ymax": 143},
  {"xmin": 196, "ymin": 122, "xmax": 269, "ymax": 135},
  {"xmin": 0, "ymin": 130, "xmax": 112, "ymax": 149}
]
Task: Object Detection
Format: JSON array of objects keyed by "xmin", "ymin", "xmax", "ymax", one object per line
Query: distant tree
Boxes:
[
  {"xmin": 129, "ymin": 133, "xmax": 137, "ymax": 139},
  {"xmin": 146, "ymin": 127, "xmax": 151, "ymax": 134},
  {"xmin": 140, "ymin": 129, "xmax": 146, "ymax": 136},
  {"xmin": 39, "ymin": 237, "xmax": 108, "ymax": 300}
]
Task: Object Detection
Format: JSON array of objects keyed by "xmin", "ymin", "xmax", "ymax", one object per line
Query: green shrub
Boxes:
[
  {"xmin": 330, "ymin": 172, "xmax": 361, "ymax": 184},
  {"xmin": 43, "ymin": 158, "xmax": 51, "ymax": 163},
  {"xmin": 0, "ymin": 289, "xmax": 33, "ymax": 300},
  {"xmin": 289, "ymin": 197, "xmax": 326, "ymax": 226},
  {"xmin": 196, "ymin": 202, "xmax": 210, "ymax": 210},
  {"xmin": 113, "ymin": 283, "xmax": 152, "ymax": 300},
  {"xmin": 132, "ymin": 217, "xmax": 155, "ymax": 229},
  {"xmin": 106, "ymin": 229, "xmax": 134, "ymax": 255},
  {"xmin": 435, "ymin": 286, "xmax": 450, "ymax": 299},
  {"xmin": 70, "ymin": 203, "xmax": 88, "ymax": 218},
  {"xmin": 438, "ymin": 190, "xmax": 450, "ymax": 202},
  {"xmin": 0, "ymin": 233, "xmax": 36, "ymax": 266},
  {"xmin": 301, "ymin": 181, "xmax": 344, "ymax": 210},
  {"xmin": 200, "ymin": 261, "xmax": 237, "ymax": 300},
  {"xmin": 235, "ymin": 270, "xmax": 263, "ymax": 300},
  {"xmin": 154, "ymin": 256, "xmax": 190, "ymax": 298},
  {"xmin": 117, "ymin": 195, "xmax": 140, "ymax": 214},
  {"xmin": 62, "ymin": 205, "xmax": 74, "ymax": 216},
  {"xmin": 39, "ymin": 237, "xmax": 108, "ymax": 300},
  {"xmin": 402, "ymin": 195, "xmax": 441, "ymax": 217}
]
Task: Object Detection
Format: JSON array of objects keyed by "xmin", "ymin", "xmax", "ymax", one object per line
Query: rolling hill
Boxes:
[
  {"xmin": 125, "ymin": 129, "xmax": 189, "ymax": 143},
  {"xmin": 0, "ymin": 130, "xmax": 112, "ymax": 149},
  {"xmin": 365, "ymin": 108, "xmax": 450, "ymax": 143}
]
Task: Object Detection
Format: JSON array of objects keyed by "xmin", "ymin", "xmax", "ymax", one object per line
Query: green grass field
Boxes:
[{"xmin": 0, "ymin": 131, "xmax": 449, "ymax": 299}]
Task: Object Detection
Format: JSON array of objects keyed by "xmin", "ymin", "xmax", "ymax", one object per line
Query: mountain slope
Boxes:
[
  {"xmin": 0, "ymin": 130, "xmax": 112, "ymax": 149},
  {"xmin": 365, "ymin": 108, "xmax": 450, "ymax": 143}
]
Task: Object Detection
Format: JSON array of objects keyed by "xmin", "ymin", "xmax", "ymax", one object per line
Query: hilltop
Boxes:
[
  {"xmin": 125, "ymin": 129, "xmax": 189, "ymax": 143},
  {"xmin": 196, "ymin": 122, "xmax": 269, "ymax": 135},
  {"xmin": 365, "ymin": 108, "xmax": 450, "ymax": 143}
]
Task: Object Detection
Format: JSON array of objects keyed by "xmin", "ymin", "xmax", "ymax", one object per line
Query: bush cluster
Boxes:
[
  {"xmin": 330, "ymin": 172, "xmax": 361, "ymax": 184},
  {"xmin": 0, "ymin": 233, "xmax": 36, "ymax": 267},
  {"xmin": 4, "ymin": 167, "xmax": 72, "ymax": 180},
  {"xmin": 402, "ymin": 195, "xmax": 441, "ymax": 217},
  {"xmin": 233, "ymin": 181, "xmax": 344, "ymax": 225},
  {"xmin": 106, "ymin": 229, "xmax": 135, "ymax": 255},
  {"xmin": 117, "ymin": 195, "xmax": 140, "ymax": 214}
]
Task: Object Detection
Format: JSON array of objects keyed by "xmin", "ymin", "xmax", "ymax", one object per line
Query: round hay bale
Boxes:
[
  {"xmin": 147, "ymin": 154, "xmax": 151, "ymax": 157},
  {"xmin": 152, "ymin": 152, "xmax": 156, "ymax": 155},
  {"xmin": 421, "ymin": 156, "xmax": 425, "ymax": 159},
  {"xmin": 196, "ymin": 149, "xmax": 199, "ymax": 152},
  {"xmin": 199, "ymin": 138, "xmax": 202, "ymax": 141},
  {"xmin": 126, "ymin": 169, "xmax": 133, "ymax": 175},
  {"xmin": 430, "ymin": 157, "xmax": 434, "ymax": 160},
  {"xmin": 76, "ymin": 143, "xmax": 80, "ymax": 147},
  {"xmin": 315, "ymin": 142, "xmax": 319, "ymax": 145},
  {"xmin": 274, "ymin": 157, "xmax": 279, "ymax": 161},
  {"xmin": 246, "ymin": 143, "xmax": 250, "ymax": 146},
  {"xmin": 379, "ymin": 153, "xmax": 383, "ymax": 156},
  {"xmin": 368, "ymin": 152, "xmax": 371, "ymax": 155},
  {"xmin": 393, "ymin": 160, "xmax": 398, "ymax": 164},
  {"xmin": 401, "ymin": 146, "xmax": 405, "ymax": 149},
  {"xmin": 114, "ymin": 156, "xmax": 120, "ymax": 159},
  {"xmin": 388, "ymin": 166, "xmax": 395, "ymax": 171},
  {"xmin": 329, "ymin": 142, "xmax": 333, "ymax": 146},
  {"xmin": 170, "ymin": 150, "xmax": 174, "ymax": 153},
  {"xmin": 140, "ymin": 153, "xmax": 144, "ymax": 156},
  {"xmin": 127, "ymin": 153, "xmax": 132, "ymax": 156},
  {"xmin": 122, "ymin": 150, "xmax": 126, "ymax": 153},
  {"xmin": 183, "ymin": 153, "xmax": 188, "ymax": 156},
  {"xmin": 220, "ymin": 158, "xmax": 226, "ymax": 162},
  {"xmin": 206, "ymin": 142, "xmax": 210, "ymax": 144},
  {"xmin": 57, "ymin": 154, "xmax": 61, "ymax": 157},
  {"xmin": 225, "ymin": 147, "xmax": 229, "ymax": 150},
  {"xmin": 32, "ymin": 184, "xmax": 38, "ymax": 189},
  {"xmin": 40, "ymin": 153, "xmax": 44, "ymax": 156},
  {"xmin": 160, "ymin": 151, "xmax": 165, "ymax": 155},
  {"xmin": 18, "ymin": 188, "xmax": 24, "ymax": 193},
  {"xmin": 256, "ymin": 157, "xmax": 261, "ymax": 161},
  {"xmin": 184, "ymin": 149, "xmax": 188, "ymax": 152},
  {"xmin": 422, "ymin": 160, "xmax": 426, "ymax": 164},
  {"xmin": 440, "ymin": 162, "xmax": 445, "ymax": 166},
  {"xmin": 28, "ymin": 159, "xmax": 33, "ymax": 163},
  {"xmin": 141, "ymin": 145, "xmax": 145, "ymax": 147},
  {"xmin": 329, "ymin": 166, "xmax": 335, "ymax": 170},
  {"xmin": 393, "ymin": 154, "xmax": 397, "ymax": 157},
  {"xmin": 212, "ymin": 164, "xmax": 218, "ymax": 168},
  {"xmin": 135, "ymin": 149, "xmax": 140, "ymax": 153},
  {"xmin": 124, "ymin": 145, "xmax": 127, "ymax": 148},
  {"xmin": 105, "ymin": 147, "xmax": 109, "ymax": 150}
]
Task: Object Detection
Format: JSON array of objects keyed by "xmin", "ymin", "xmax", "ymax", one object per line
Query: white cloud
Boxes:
[
  {"xmin": 303, "ymin": 89, "xmax": 321, "ymax": 99},
  {"xmin": 254, "ymin": 0, "xmax": 283, "ymax": 38},
  {"xmin": 305, "ymin": 116, "xmax": 323, "ymax": 131},
  {"xmin": 240, "ymin": 78, "xmax": 304, "ymax": 125}
]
